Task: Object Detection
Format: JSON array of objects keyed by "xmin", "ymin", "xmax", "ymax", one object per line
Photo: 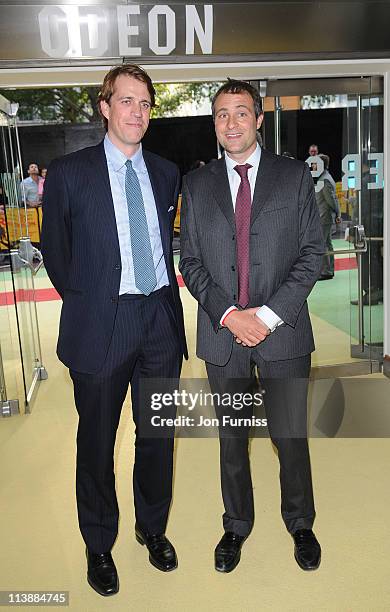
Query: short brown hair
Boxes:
[
  {"xmin": 211, "ymin": 79, "xmax": 263, "ymax": 120},
  {"xmin": 98, "ymin": 64, "xmax": 156, "ymax": 129}
]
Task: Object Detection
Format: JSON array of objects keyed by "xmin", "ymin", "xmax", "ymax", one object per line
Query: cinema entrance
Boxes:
[{"xmin": 257, "ymin": 76, "xmax": 384, "ymax": 377}]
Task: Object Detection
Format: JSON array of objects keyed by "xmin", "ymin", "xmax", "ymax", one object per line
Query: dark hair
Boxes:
[
  {"xmin": 211, "ymin": 79, "xmax": 263, "ymax": 120},
  {"xmin": 98, "ymin": 64, "xmax": 156, "ymax": 130}
]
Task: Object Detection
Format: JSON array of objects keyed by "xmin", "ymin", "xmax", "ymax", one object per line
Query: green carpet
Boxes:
[
  {"xmin": 308, "ymin": 240, "xmax": 383, "ymax": 345},
  {"xmin": 175, "ymin": 243, "xmax": 383, "ymax": 346}
]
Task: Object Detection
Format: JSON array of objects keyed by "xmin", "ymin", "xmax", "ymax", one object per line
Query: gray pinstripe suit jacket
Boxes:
[{"xmin": 179, "ymin": 148, "xmax": 324, "ymax": 367}]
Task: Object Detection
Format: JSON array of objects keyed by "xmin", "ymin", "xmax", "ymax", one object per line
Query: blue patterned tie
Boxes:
[{"xmin": 125, "ymin": 159, "xmax": 157, "ymax": 295}]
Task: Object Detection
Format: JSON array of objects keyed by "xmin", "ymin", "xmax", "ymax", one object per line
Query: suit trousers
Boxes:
[
  {"xmin": 206, "ymin": 342, "xmax": 315, "ymax": 537},
  {"xmin": 70, "ymin": 286, "xmax": 182, "ymax": 554},
  {"xmin": 321, "ymin": 222, "xmax": 334, "ymax": 275}
]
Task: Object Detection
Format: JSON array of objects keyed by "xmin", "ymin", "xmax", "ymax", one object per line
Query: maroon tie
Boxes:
[{"xmin": 234, "ymin": 163, "xmax": 252, "ymax": 308}]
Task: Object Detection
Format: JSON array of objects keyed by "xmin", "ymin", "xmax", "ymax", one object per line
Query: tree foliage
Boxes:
[{"xmin": 1, "ymin": 82, "xmax": 221, "ymax": 123}]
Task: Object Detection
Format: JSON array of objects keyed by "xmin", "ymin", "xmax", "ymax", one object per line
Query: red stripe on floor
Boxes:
[
  {"xmin": 335, "ymin": 257, "xmax": 357, "ymax": 271},
  {"xmin": 0, "ymin": 264, "xmax": 358, "ymax": 306},
  {"xmin": 0, "ymin": 287, "xmax": 61, "ymax": 306}
]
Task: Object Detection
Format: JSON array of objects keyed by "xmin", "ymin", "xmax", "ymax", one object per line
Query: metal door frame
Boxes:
[
  {"xmin": 259, "ymin": 76, "xmax": 384, "ymax": 379},
  {"xmin": 0, "ymin": 97, "xmax": 47, "ymax": 415}
]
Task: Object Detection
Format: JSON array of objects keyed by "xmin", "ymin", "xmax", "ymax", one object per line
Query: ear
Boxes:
[
  {"xmin": 100, "ymin": 100, "xmax": 110, "ymax": 122},
  {"xmin": 256, "ymin": 113, "xmax": 264, "ymax": 130}
]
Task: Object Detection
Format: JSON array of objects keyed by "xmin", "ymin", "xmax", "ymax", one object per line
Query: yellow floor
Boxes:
[{"xmin": 1, "ymin": 289, "xmax": 390, "ymax": 610}]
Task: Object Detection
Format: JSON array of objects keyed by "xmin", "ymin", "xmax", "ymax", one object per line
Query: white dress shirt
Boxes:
[
  {"xmin": 221, "ymin": 144, "xmax": 284, "ymax": 332},
  {"xmin": 104, "ymin": 135, "xmax": 169, "ymax": 295}
]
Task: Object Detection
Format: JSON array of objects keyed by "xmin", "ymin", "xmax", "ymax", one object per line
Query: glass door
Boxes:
[
  {"xmin": 0, "ymin": 94, "xmax": 47, "ymax": 414},
  {"xmin": 259, "ymin": 77, "xmax": 384, "ymax": 377}
]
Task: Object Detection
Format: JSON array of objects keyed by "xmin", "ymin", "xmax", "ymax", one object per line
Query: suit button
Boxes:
[
  {"xmin": 232, "ymin": 235, "xmax": 235, "ymax": 241},
  {"xmin": 114, "ymin": 264, "xmax": 121, "ymax": 270},
  {"xmin": 233, "ymin": 294, "xmax": 236, "ymax": 300},
  {"xmin": 111, "ymin": 297, "xmax": 116, "ymax": 303},
  {"xmin": 231, "ymin": 265, "xmax": 235, "ymax": 272}
]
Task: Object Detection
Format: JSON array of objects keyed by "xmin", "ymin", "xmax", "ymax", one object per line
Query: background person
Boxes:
[
  {"xmin": 20, "ymin": 162, "xmax": 44, "ymax": 207},
  {"xmin": 38, "ymin": 167, "xmax": 47, "ymax": 198},
  {"xmin": 315, "ymin": 153, "xmax": 342, "ymax": 280}
]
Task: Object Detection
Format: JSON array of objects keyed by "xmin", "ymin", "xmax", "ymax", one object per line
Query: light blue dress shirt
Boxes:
[
  {"xmin": 20, "ymin": 176, "xmax": 41, "ymax": 204},
  {"xmin": 104, "ymin": 134, "xmax": 169, "ymax": 295}
]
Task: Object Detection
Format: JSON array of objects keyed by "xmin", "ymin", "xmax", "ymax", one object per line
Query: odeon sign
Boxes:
[
  {"xmin": 306, "ymin": 154, "xmax": 384, "ymax": 192},
  {"xmin": 38, "ymin": 4, "xmax": 213, "ymax": 58}
]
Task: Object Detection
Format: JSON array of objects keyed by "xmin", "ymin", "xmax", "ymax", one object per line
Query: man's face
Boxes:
[
  {"xmin": 309, "ymin": 145, "xmax": 318, "ymax": 156},
  {"xmin": 214, "ymin": 91, "xmax": 263, "ymax": 162},
  {"xmin": 28, "ymin": 163, "xmax": 39, "ymax": 176},
  {"xmin": 100, "ymin": 74, "xmax": 152, "ymax": 152}
]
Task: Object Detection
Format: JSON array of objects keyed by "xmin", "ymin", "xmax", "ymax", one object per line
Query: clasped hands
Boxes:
[{"xmin": 223, "ymin": 308, "xmax": 270, "ymax": 347}]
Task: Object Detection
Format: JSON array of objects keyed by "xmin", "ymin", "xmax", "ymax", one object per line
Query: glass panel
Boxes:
[
  {"xmin": 264, "ymin": 80, "xmax": 384, "ymax": 371},
  {"xmin": 0, "ymin": 109, "xmax": 44, "ymax": 409},
  {"xmin": 352, "ymin": 85, "xmax": 384, "ymax": 362},
  {"xmin": 0, "ymin": 117, "xmax": 25, "ymax": 407}
]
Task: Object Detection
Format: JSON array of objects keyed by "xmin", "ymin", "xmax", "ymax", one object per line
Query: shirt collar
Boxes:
[
  {"xmin": 104, "ymin": 134, "xmax": 145, "ymax": 173},
  {"xmin": 225, "ymin": 143, "xmax": 261, "ymax": 174}
]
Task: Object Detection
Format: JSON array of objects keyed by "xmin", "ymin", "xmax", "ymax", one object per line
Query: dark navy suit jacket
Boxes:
[{"xmin": 42, "ymin": 140, "xmax": 187, "ymax": 373}]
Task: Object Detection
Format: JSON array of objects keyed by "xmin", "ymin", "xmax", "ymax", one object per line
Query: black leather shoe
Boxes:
[
  {"xmin": 215, "ymin": 532, "xmax": 247, "ymax": 573},
  {"xmin": 86, "ymin": 549, "xmax": 119, "ymax": 596},
  {"xmin": 318, "ymin": 274, "xmax": 334, "ymax": 281},
  {"xmin": 135, "ymin": 524, "xmax": 178, "ymax": 572},
  {"xmin": 293, "ymin": 529, "xmax": 321, "ymax": 571}
]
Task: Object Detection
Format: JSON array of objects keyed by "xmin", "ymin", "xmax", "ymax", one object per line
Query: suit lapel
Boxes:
[
  {"xmin": 143, "ymin": 151, "xmax": 170, "ymax": 256},
  {"xmin": 250, "ymin": 148, "xmax": 280, "ymax": 225},
  {"xmin": 85, "ymin": 141, "xmax": 120, "ymax": 249},
  {"xmin": 209, "ymin": 157, "xmax": 235, "ymax": 230}
]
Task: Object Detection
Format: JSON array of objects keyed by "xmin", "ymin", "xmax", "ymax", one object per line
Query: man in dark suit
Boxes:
[
  {"xmin": 42, "ymin": 64, "xmax": 187, "ymax": 596},
  {"xmin": 179, "ymin": 80, "xmax": 324, "ymax": 573}
]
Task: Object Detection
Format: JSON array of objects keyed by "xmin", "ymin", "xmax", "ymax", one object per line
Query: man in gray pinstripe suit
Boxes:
[{"xmin": 179, "ymin": 80, "xmax": 324, "ymax": 573}]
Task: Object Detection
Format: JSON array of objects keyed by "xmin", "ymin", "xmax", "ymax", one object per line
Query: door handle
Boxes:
[
  {"xmin": 329, "ymin": 224, "xmax": 367, "ymax": 255},
  {"xmin": 11, "ymin": 237, "xmax": 43, "ymax": 275}
]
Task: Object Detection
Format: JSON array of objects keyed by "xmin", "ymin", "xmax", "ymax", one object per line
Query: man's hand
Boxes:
[{"xmin": 223, "ymin": 308, "xmax": 270, "ymax": 347}]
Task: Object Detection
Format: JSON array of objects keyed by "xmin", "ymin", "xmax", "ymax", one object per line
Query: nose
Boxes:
[
  {"xmin": 227, "ymin": 115, "xmax": 237, "ymax": 130},
  {"xmin": 132, "ymin": 103, "xmax": 142, "ymax": 118}
]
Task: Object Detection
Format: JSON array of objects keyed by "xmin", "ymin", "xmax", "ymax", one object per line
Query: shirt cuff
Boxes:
[
  {"xmin": 256, "ymin": 305, "xmax": 284, "ymax": 332},
  {"xmin": 220, "ymin": 306, "xmax": 238, "ymax": 326}
]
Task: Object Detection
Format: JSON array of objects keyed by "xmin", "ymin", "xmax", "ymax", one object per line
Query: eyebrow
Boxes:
[
  {"xmin": 118, "ymin": 96, "xmax": 151, "ymax": 104},
  {"xmin": 216, "ymin": 104, "xmax": 251, "ymax": 113}
]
